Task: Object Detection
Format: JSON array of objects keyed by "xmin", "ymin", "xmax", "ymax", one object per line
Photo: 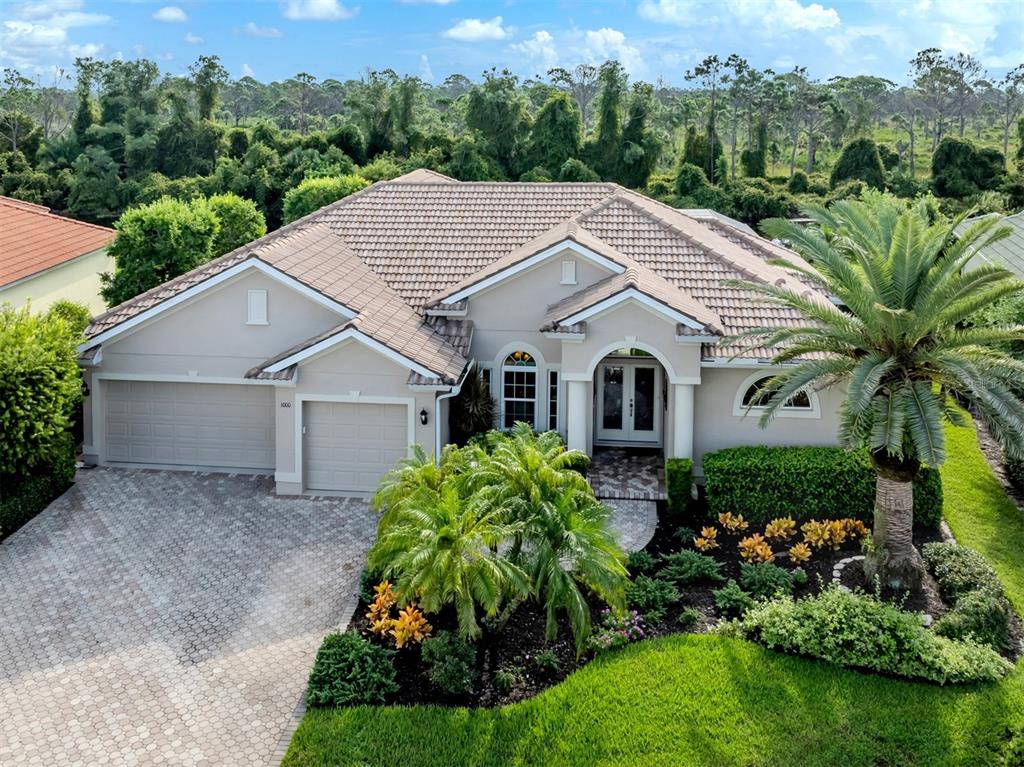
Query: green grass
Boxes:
[{"xmin": 285, "ymin": 417, "xmax": 1024, "ymax": 766}]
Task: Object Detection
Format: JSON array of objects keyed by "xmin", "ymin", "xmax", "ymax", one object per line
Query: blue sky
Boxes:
[{"xmin": 2, "ymin": 0, "xmax": 1022, "ymax": 86}]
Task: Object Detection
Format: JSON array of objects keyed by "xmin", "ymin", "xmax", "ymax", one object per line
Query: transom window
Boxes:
[
  {"xmin": 742, "ymin": 376, "xmax": 812, "ymax": 410},
  {"xmin": 502, "ymin": 351, "xmax": 537, "ymax": 428}
]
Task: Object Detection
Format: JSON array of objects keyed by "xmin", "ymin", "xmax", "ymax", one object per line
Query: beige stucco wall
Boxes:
[
  {"xmin": 0, "ymin": 248, "xmax": 112, "ymax": 315},
  {"xmin": 692, "ymin": 366, "xmax": 843, "ymax": 473}
]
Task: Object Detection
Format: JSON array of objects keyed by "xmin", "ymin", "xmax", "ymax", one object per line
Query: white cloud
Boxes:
[
  {"xmin": 398, "ymin": 0, "xmax": 456, "ymax": 4},
  {"xmin": 639, "ymin": 0, "xmax": 839, "ymax": 32},
  {"xmin": 419, "ymin": 53, "xmax": 434, "ymax": 82},
  {"xmin": 241, "ymin": 63, "xmax": 255, "ymax": 77},
  {"xmin": 510, "ymin": 30, "xmax": 558, "ymax": 70},
  {"xmin": 244, "ymin": 21, "xmax": 284, "ymax": 38},
  {"xmin": 583, "ymin": 27, "xmax": 645, "ymax": 76},
  {"xmin": 443, "ymin": 16, "xmax": 510, "ymax": 42},
  {"xmin": 282, "ymin": 0, "xmax": 359, "ymax": 21},
  {"xmin": 0, "ymin": 1, "xmax": 108, "ymax": 71},
  {"xmin": 152, "ymin": 6, "xmax": 187, "ymax": 23},
  {"xmin": 184, "ymin": 31, "xmax": 203, "ymax": 44}
]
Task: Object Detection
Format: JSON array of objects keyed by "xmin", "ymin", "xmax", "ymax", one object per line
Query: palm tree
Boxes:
[
  {"xmin": 372, "ymin": 443, "xmax": 463, "ymax": 530},
  {"xmin": 738, "ymin": 199, "xmax": 1024, "ymax": 590},
  {"xmin": 525, "ymin": 491, "xmax": 628, "ymax": 654},
  {"xmin": 475, "ymin": 423, "xmax": 628, "ymax": 651},
  {"xmin": 367, "ymin": 483, "xmax": 530, "ymax": 639}
]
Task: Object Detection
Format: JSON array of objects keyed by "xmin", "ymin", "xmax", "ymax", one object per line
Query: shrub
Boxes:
[
  {"xmin": 673, "ymin": 526, "xmax": 697, "ymax": 547},
  {"xmin": 787, "ymin": 170, "xmax": 809, "ymax": 194},
  {"xmin": 306, "ymin": 632, "xmax": 398, "ymax": 707},
  {"xmin": 676, "ymin": 607, "xmax": 700, "ymax": 629},
  {"xmin": 921, "ymin": 542, "xmax": 1004, "ymax": 603},
  {"xmin": 1007, "ymin": 456, "xmax": 1024, "ymax": 491},
  {"xmin": 713, "ymin": 580, "xmax": 755, "ymax": 618},
  {"xmin": 932, "ymin": 136, "xmax": 1006, "ymax": 198},
  {"xmin": 359, "ymin": 567, "xmax": 382, "ymax": 604},
  {"xmin": 626, "ymin": 550, "xmax": 657, "ymax": 576},
  {"xmin": 658, "ymin": 550, "xmax": 725, "ymax": 586},
  {"xmin": 739, "ymin": 562, "xmax": 794, "ymax": 600},
  {"xmin": 422, "ymin": 631, "xmax": 477, "ymax": 696},
  {"xmin": 791, "ymin": 567, "xmax": 808, "ymax": 586},
  {"xmin": 666, "ymin": 457, "xmax": 694, "ymax": 520},
  {"xmin": 282, "ymin": 174, "xmax": 370, "ymax": 224},
  {"xmin": 0, "ymin": 432, "xmax": 76, "ymax": 539},
  {"xmin": 558, "ymin": 158, "xmax": 600, "ymax": 182},
  {"xmin": 736, "ymin": 586, "xmax": 1011, "ymax": 684},
  {"xmin": 934, "ymin": 590, "xmax": 1012, "ymax": 653},
  {"xmin": 206, "ymin": 192, "xmax": 266, "ymax": 256},
  {"xmin": 626, "ymin": 575, "xmax": 680, "ymax": 622},
  {"xmin": 533, "ymin": 649, "xmax": 560, "ymax": 674},
  {"xmin": 830, "ymin": 137, "xmax": 885, "ymax": 190},
  {"xmin": 494, "ymin": 667, "xmax": 522, "ymax": 695},
  {"xmin": 46, "ymin": 300, "xmax": 91, "ymax": 335},
  {"xmin": 674, "ymin": 162, "xmax": 710, "ymax": 197},
  {"xmin": 588, "ymin": 610, "xmax": 646, "ymax": 655},
  {"xmin": 702, "ymin": 446, "xmax": 942, "ymax": 527}
]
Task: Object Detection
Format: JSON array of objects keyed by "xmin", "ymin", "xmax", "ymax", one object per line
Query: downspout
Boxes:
[{"xmin": 434, "ymin": 360, "xmax": 474, "ymax": 461}]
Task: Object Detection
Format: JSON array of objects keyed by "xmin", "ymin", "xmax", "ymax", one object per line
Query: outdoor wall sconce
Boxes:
[
  {"xmin": 419, "ymin": 409, "xmax": 429, "ymax": 425},
  {"xmin": 81, "ymin": 381, "xmax": 90, "ymax": 397}
]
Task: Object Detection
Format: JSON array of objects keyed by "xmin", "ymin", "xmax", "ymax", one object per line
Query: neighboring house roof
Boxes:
[
  {"xmin": 84, "ymin": 172, "xmax": 834, "ymax": 378},
  {"xmin": 958, "ymin": 211, "xmax": 1024, "ymax": 278},
  {"xmin": 0, "ymin": 196, "xmax": 114, "ymax": 288}
]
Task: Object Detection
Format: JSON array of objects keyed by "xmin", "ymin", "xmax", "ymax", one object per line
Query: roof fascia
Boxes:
[
  {"xmin": 561, "ymin": 289, "xmax": 707, "ymax": 330},
  {"xmin": 440, "ymin": 239, "xmax": 626, "ymax": 305},
  {"xmin": 265, "ymin": 327, "xmax": 440, "ymax": 380},
  {"xmin": 79, "ymin": 258, "xmax": 356, "ymax": 353}
]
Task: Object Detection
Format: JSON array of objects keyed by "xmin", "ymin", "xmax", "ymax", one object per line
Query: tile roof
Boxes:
[
  {"xmin": 958, "ymin": 211, "xmax": 1024, "ymax": 279},
  {"xmin": 85, "ymin": 174, "xmax": 833, "ymax": 371},
  {"xmin": 0, "ymin": 196, "xmax": 114, "ymax": 288}
]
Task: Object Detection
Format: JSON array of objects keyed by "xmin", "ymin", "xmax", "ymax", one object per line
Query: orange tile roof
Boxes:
[{"xmin": 0, "ymin": 197, "xmax": 114, "ymax": 288}]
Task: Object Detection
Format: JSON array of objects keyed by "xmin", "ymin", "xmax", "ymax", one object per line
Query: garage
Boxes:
[
  {"xmin": 104, "ymin": 380, "xmax": 276, "ymax": 470},
  {"xmin": 303, "ymin": 400, "xmax": 409, "ymax": 493}
]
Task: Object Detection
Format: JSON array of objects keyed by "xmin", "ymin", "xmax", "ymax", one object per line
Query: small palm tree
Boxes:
[
  {"xmin": 526, "ymin": 491, "xmax": 628, "ymax": 654},
  {"xmin": 368, "ymin": 483, "xmax": 530, "ymax": 639},
  {"xmin": 739, "ymin": 199, "xmax": 1024, "ymax": 590},
  {"xmin": 372, "ymin": 443, "xmax": 464, "ymax": 530}
]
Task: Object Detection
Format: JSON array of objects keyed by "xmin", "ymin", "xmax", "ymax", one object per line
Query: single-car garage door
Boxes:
[
  {"xmin": 304, "ymin": 401, "xmax": 408, "ymax": 493},
  {"xmin": 105, "ymin": 380, "xmax": 275, "ymax": 470}
]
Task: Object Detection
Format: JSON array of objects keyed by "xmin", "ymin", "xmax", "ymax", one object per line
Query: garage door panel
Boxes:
[
  {"xmin": 105, "ymin": 381, "xmax": 275, "ymax": 470},
  {"xmin": 304, "ymin": 401, "xmax": 408, "ymax": 493}
]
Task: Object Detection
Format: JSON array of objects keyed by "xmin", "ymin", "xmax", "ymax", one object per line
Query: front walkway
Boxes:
[
  {"xmin": 589, "ymin": 448, "xmax": 664, "ymax": 552},
  {"xmin": 0, "ymin": 468, "xmax": 376, "ymax": 767}
]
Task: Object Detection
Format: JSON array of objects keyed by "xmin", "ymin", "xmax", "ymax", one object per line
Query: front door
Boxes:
[{"xmin": 596, "ymin": 362, "xmax": 662, "ymax": 445}]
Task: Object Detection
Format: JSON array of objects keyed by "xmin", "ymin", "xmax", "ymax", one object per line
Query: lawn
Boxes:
[{"xmin": 284, "ymin": 418, "xmax": 1024, "ymax": 767}]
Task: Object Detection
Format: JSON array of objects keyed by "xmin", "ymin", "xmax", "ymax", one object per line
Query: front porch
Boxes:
[{"xmin": 588, "ymin": 447, "xmax": 664, "ymax": 553}]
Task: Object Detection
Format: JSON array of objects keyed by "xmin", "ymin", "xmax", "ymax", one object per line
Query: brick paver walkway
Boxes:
[{"xmin": 0, "ymin": 468, "xmax": 376, "ymax": 766}]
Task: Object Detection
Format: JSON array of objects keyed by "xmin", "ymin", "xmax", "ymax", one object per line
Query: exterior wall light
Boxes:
[{"xmin": 419, "ymin": 408, "xmax": 429, "ymax": 425}]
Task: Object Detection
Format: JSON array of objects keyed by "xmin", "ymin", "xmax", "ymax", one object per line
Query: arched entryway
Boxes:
[{"xmin": 593, "ymin": 348, "xmax": 665, "ymax": 448}]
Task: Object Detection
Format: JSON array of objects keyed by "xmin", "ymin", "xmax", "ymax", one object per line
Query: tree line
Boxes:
[{"xmin": 0, "ymin": 49, "xmax": 1022, "ymax": 237}]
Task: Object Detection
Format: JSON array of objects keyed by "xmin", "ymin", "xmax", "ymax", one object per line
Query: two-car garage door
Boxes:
[
  {"xmin": 104, "ymin": 380, "xmax": 409, "ymax": 493},
  {"xmin": 105, "ymin": 380, "xmax": 276, "ymax": 470}
]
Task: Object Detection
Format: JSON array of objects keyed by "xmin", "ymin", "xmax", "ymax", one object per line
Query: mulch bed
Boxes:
[{"xmin": 347, "ymin": 499, "xmax": 992, "ymax": 708}]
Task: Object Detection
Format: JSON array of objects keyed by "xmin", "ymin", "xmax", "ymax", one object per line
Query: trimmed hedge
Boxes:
[
  {"xmin": 0, "ymin": 433, "xmax": 76, "ymax": 540},
  {"xmin": 703, "ymin": 446, "xmax": 942, "ymax": 527},
  {"xmin": 665, "ymin": 457, "xmax": 693, "ymax": 519},
  {"xmin": 1006, "ymin": 456, "xmax": 1024, "ymax": 492},
  {"xmin": 306, "ymin": 632, "xmax": 398, "ymax": 707}
]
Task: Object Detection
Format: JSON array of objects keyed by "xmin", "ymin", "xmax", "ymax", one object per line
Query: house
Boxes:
[
  {"xmin": 77, "ymin": 170, "xmax": 844, "ymax": 495},
  {"xmin": 958, "ymin": 210, "xmax": 1024, "ymax": 278},
  {"xmin": 0, "ymin": 196, "xmax": 115, "ymax": 314}
]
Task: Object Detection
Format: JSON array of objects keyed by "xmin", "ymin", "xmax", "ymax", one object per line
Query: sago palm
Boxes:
[
  {"xmin": 738, "ymin": 199, "xmax": 1024, "ymax": 590},
  {"xmin": 367, "ymin": 483, "xmax": 530, "ymax": 639}
]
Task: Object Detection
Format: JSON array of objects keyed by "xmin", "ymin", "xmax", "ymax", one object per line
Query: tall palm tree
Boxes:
[
  {"xmin": 738, "ymin": 199, "xmax": 1024, "ymax": 590},
  {"xmin": 368, "ymin": 483, "xmax": 529, "ymax": 639}
]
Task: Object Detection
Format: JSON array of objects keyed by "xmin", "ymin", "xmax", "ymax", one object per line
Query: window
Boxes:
[
  {"xmin": 502, "ymin": 351, "xmax": 537, "ymax": 428},
  {"xmin": 247, "ymin": 289, "xmax": 268, "ymax": 325},
  {"xmin": 733, "ymin": 372, "xmax": 820, "ymax": 419},
  {"xmin": 548, "ymin": 369, "xmax": 559, "ymax": 432},
  {"xmin": 741, "ymin": 376, "xmax": 811, "ymax": 409},
  {"xmin": 560, "ymin": 259, "xmax": 577, "ymax": 285}
]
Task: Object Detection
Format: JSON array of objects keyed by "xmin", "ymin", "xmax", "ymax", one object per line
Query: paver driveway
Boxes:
[{"xmin": 0, "ymin": 468, "xmax": 377, "ymax": 766}]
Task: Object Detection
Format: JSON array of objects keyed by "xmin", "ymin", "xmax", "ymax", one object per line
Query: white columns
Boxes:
[
  {"xmin": 672, "ymin": 383, "xmax": 694, "ymax": 459},
  {"xmin": 567, "ymin": 379, "xmax": 588, "ymax": 452}
]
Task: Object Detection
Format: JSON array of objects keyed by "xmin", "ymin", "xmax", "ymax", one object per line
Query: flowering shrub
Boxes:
[
  {"xmin": 390, "ymin": 604, "xmax": 432, "ymax": 648},
  {"xmin": 587, "ymin": 610, "xmax": 646, "ymax": 655},
  {"xmin": 366, "ymin": 581, "xmax": 397, "ymax": 636}
]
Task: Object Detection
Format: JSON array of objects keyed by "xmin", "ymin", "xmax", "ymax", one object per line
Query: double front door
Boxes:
[{"xmin": 596, "ymin": 361, "xmax": 662, "ymax": 444}]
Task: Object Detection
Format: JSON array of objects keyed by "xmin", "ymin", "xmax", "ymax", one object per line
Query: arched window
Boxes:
[
  {"xmin": 733, "ymin": 373, "xmax": 820, "ymax": 419},
  {"xmin": 741, "ymin": 377, "xmax": 812, "ymax": 409},
  {"xmin": 501, "ymin": 350, "xmax": 537, "ymax": 428}
]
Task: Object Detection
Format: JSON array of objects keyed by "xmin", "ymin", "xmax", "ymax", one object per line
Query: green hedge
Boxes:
[
  {"xmin": 665, "ymin": 458, "xmax": 693, "ymax": 519},
  {"xmin": 0, "ymin": 433, "xmax": 76, "ymax": 539},
  {"xmin": 703, "ymin": 446, "xmax": 942, "ymax": 527},
  {"xmin": 1006, "ymin": 456, "xmax": 1024, "ymax": 492}
]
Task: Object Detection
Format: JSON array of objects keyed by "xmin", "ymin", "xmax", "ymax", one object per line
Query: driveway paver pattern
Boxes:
[{"xmin": 0, "ymin": 468, "xmax": 376, "ymax": 766}]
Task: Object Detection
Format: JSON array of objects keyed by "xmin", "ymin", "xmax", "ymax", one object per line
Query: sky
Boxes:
[{"xmin": 2, "ymin": 0, "xmax": 1023, "ymax": 87}]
